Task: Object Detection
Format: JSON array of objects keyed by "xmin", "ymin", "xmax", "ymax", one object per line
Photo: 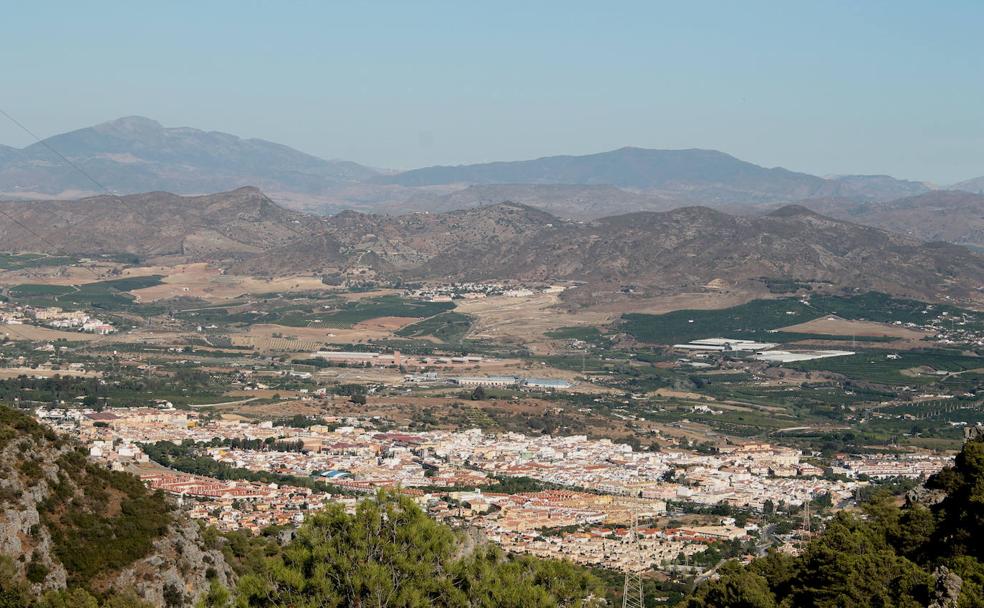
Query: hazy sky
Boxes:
[{"xmin": 2, "ymin": 1, "xmax": 983, "ymax": 183}]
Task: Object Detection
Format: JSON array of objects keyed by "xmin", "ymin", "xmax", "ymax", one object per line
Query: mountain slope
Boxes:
[
  {"xmin": 3, "ymin": 186, "xmax": 980, "ymax": 306},
  {"xmin": 797, "ymin": 190, "xmax": 984, "ymax": 248},
  {"xmin": 377, "ymin": 147, "xmax": 826, "ymax": 194},
  {"xmin": 234, "ymin": 202, "xmax": 984, "ymax": 306},
  {"xmin": 392, "ymin": 183, "xmax": 675, "ymax": 219},
  {"xmin": 374, "ymin": 147, "xmax": 928, "ymax": 206},
  {"xmin": 0, "ymin": 116, "xmax": 378, "ymax": 198},
  {"xmin": 0, "ymin": 187, "xmax": 323, "ymax": 258},
  {"xmin": 952, "ymin": 174, "xmax": 984, "ymax": 194}
]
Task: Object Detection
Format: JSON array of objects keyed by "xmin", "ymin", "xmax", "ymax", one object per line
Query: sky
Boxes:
[{"xmin": 1, "ymin": 1, "xmax": 983, "ymax": 183}]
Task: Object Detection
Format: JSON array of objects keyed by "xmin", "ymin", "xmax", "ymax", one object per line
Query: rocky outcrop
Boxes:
[
  {"xmin": 0, "ymin": 406, "xmax": 234, "ymax": 606},
  {"xmin": 928, "ymin": 566, "xmax": 962, "ymax": 608}
]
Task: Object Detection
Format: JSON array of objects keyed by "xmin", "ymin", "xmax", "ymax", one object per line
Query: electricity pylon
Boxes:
[{"xmin": 622, "ymin": 513, "xmax": 645, "ymax": 608}]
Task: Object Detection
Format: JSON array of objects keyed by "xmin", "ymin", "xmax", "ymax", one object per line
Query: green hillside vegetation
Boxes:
[
  {"xmin": 316, "ymin": 295, "xmax": 455, "ymax": 328},
  {"xmin": 790, "ymin": 349, "xmax": 982, "ymax": 386},
  {"xmin": 683, "ymin": 435, "xmax": 984, "ymax": 607},
  {"xmin": 0, "ymin": 406, "xmax": 171, "ymax": 607},
  {"xmin": 231, "ymin": 491, "xmax": 604, "ymax": 608},
  {"xmin": 40, "ymin": 450, "xmax": 172, "ymax": 586}
]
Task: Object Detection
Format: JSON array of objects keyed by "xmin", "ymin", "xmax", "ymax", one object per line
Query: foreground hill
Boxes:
[
  {"xmin": 0, "ymin": 116, "xmax": 378, "ymax": 199},
  {"xmin": 235, "ymin": 201, "xmax": 984, "ymax": 305},
  {"xmin": 375, "ymin": 147, "xmax": 929, "ymax": 205},
  {"xmin": 0, "ymin": 406, "xmax": 233, "ymax": 606},
  {"xmin": 796, "ymin": 190, "xmax": 984, "ymax": 249},
  {"xmin": 0, "ymin": 186, "xmax": 322, "ymax": 259}
]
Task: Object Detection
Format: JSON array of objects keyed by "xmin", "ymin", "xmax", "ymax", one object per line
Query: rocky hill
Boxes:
[
  {"xmin": 233, "ymin": 201, "xmax": 984, "ymax": 306},
  {"xmin": 0, "ymin": 406, "xmax": 233, "ymax": 606},
  {"xmin": 0, "ymin": 186, "xmax": 323, "ymax": 259},
  {"xmin": 796, "ymin": 190, "xmax": 984, "ymax": 249},
  {"xmin": 2, "ymin": 187, "xmax": 981, "ymax": 306},
  {"xmin": 392, "ymin": 183, "xmax": 675, "ymax": 219},
  {"xmin": 0, "ymin": 116, "xmax": 378, "ymax": 199}
]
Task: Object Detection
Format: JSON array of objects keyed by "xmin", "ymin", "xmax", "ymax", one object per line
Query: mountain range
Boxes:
[
  {"xmin": 0, "ymin": 116, "xmax": 982, "ymax": 251},
  {"xmin": 0, "ymin": 116, "xmax": 379, "ymax": 200},
  {"xmin": 3, "ymin": 188, "xmax": 981, "ymax": 307},
  {"xmin": 0, "ymin": 116, "xmax": 949, "ymax": 208},
  {"xmin": 791, "ymin": 190, "xmax": 984, "ymax": 250},
  {"xmin": 374, "ymin": 146, "xmax": 933, "ymax": 205}
]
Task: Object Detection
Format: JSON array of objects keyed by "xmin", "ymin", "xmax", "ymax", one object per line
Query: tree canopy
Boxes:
[
  {"xmin": 684, "ymin": 436, "xmax": 984, "ymax": 607},
  {"xmin": 232, "ymin": 491, "xmax": 604, "ymax": 608}
]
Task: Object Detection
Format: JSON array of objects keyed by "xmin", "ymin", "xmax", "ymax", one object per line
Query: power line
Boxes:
[{"xmin": 0, "ymin": 109, "xmax": 148, "ymax": 347}]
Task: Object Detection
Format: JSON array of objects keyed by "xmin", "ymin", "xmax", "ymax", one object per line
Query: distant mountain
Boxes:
[
  {"xmin": 823, "ymin": 174, "xmax": 931, "ymax": 201},
  {"xmin": 0, "ymin": 186, "xmax": 323, "ymax": 258},
  {"xmin": 0, "ymin": 119, "xmax": 935, "ymax": 215},
  {"xmin": 0, "ymin": 116, "xmax": 379, "ymax": 199},
  {"xmin": 796, "ymin": 190, "xmax": 984, "ymax": 249},
  {"xmin": 953, "ymin": 175, "xmax": 984, "ymax": 194},
  {"xmin": 374, "ymin": 147, "xmax": 928, "ymax": 206},
  {"xmin": 389, "ymin": 183, "xmax": 675, "ymax": 218}
]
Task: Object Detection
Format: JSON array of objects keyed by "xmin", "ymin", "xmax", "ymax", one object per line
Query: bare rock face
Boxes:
[
  {"xmin": 928, "ymin": 566, "xmax": 962, "ymax": 608},
  {"xmin": 904, "ymin": 485, "xmax": 946, "ymax": 508},
  {"xmin": 964, "ymin": 425, "xmax": 984, "ymax": 441},
  {"xmin": 112, "ymin": 519, "xmax": 234, "ymax": 607}
]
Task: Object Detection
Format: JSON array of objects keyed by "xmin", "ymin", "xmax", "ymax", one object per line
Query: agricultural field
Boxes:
[
  {"xmin": 6, "ymin": 275, "xmax": 164, "ymax": 310},
  {"xmin": 396, "ymin": 311, "xmax": 474, "ymax": 342},
  {"xmin": 620, "ymin": 292, "xmax": 984, "ymax": 345},
  {"xmin": 789, "ymin": 349, "xmax": 983, "ymax": 386},
  {"xmin": 125, "ymin": 263, "xmax": 329, "ymax": 302},
  {"xmin": 0, "ymin": 252, "xmax": 77, "ymax": 271}
]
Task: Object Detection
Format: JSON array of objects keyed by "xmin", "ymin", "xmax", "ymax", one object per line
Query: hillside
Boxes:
[
  {"xmin": 952, "ymin": 174, "xmax": 984, "ymax": 194},
  {"xmin": 374, "ymin": 147, "xmax": 928, "ymax": 205},
  {"xmin": 393, "ymin": 183, "xmax": 675, "ymax": 219},
  {"xmin": 234, "ymin": 202, "xmax": 984, "ymax": 306},
  {"xmin": 0, "ymin": 187, "xmax": 323, "ymax": 259},
  {"xmin": 683, "ymin": 433, "xmax": 984, "ymax": 607},
  {"xmin": 2, "ymin": 187, "xmax": 981, "ymax": 306},
  {"xmin": 0, "ymin": 406, "xmax": 233, "ymax": 606},
  {"xmin": 796, "ymin": 190, "xmax": 984, "ymax": 249},
  {"xmin": 0, "ymin": 116, "xmax": 378, "ymax": 199}
]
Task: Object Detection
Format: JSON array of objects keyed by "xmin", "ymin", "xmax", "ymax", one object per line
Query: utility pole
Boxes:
[{"xmin": 622, "ymin": 514, "xmax": 645, "ymax": 608}]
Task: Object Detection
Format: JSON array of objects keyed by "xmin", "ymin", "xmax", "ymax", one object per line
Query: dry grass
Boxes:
[
  {"xmin": 125, "ymin": 263, "xmax": 328, "ymax": 302},
  {"xmin": 352, "ymin": 316, "xmax": 419, "ymax": 331},
  {"xmin": 0, "ymin": 324, "xmax": 104, "ymax": 342},
  {"xmin": 229, "ymin": 322, "xmax": 396, "ymax": 352},
  {"xmin": 0, "ymin": 367, "xmax": 101, "ymax": 379},
  {"xmin": 456, "ymin": 291, "xmax": 612, "ymax": 350},
  {"xmin": 780, "ymin": 316, "xmax": 929, "ymax": 339}
]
